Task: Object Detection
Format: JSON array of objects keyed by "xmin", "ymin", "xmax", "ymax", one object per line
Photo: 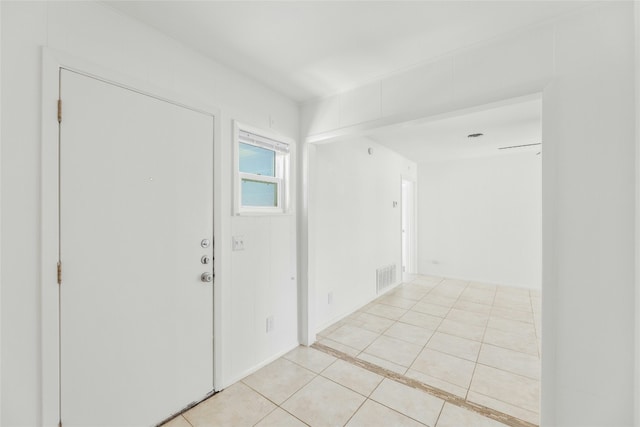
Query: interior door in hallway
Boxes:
[
  {"xmin": 59, "ymin": 69, "xmax": 214, "ymax": 426},
  {"xmin": 401, "ymin": 179, "xmax": 415, "ymax": 280}
]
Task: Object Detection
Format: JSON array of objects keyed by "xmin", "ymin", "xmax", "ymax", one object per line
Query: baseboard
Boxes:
[
  {"xmin": 315, "ymin": 280, "xmax": 403, "ymax": 334},
  {"xmin": 218, "ymin": 341, "xmax": 300, "ymax": 390},
  {"xmin": 417, "ymin": 271, "xmax": 540, "ymax": 291}
]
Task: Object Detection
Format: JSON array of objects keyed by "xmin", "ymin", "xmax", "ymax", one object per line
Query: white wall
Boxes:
[
  {"xmin": 1, "ymin": 2, "xmax": 298, "ymax": 425},
  {"xmin": 302, "ymin": 3, "xmax": 636, "ymax": 425},
  {"xmin": 0, "ymin": 2, "xmax": 3, "ymax": 423},
  {"xmin": 0, "ymin": 0, "xmax": 2, "ymax": 423},
  {"xmin": 311, "ymin": 138, "xmax": 416, "ymax": 331},
  {"xmin": 636, "ymin": 3, "xmax": 640, "ymax": 425},
  {"xmin": 417, "ymin": 152, "xmax": 542, "ymax": 289}
]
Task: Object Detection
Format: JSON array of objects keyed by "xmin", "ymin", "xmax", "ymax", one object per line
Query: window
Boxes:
[{"xmin": 234, "ymin": 122, "xmax": 292, "ymax": 214}]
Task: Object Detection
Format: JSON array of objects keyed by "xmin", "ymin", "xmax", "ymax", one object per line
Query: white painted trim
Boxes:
[
  {"xmin": 40, "ymin": 47, "xmax": 224, "ymax": 426},
  {"xmin": 315, "ymin": 280, "xmax": 402, "ymax": 334},
  {"xmin": 232, "ymin": 120, "xmax": 295, "ymax": 216},
  {"xmin": 232, "ymin": 122, "xmax": 241, "ymax": 215},
  {"xmin": 218, "ymin": 341, "xmax": 299, "ymax": 390},
  {"xmin": 305, "ymin": 92, "xmax": 543, "ymax": 145},
  {"xmin": 635, "ymin": 2, "xmax": 640, "ymax": 425},
  {"xmin": 41, "ymin": 49, "xmax": 61, "ymax": 427},
  {"xmin": 0, "ymin": 2, "xmax": 3, "ymax": 422},
  {"xmin": 400, "ymin": 176, "xmax": 418, "ymax": 278},
  {"xmin": 298, "ymin": 141, "xmax": 316, "ymax": 345},
  {"xmin": 235, "ymin": 121, "xmax": 295, "ymax": 148}
]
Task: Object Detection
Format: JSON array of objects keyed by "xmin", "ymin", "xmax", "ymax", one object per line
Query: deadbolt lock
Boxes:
[
  {"xmin": 201, "ymin": 272, "xmax": 213, "ymax": 283},
  {"xmin": 201, "ymin": 255, "xmax": 211, "ymax": 265},
  {"xmin": 201, "ymin": 239, "xmax": 210, "ymax": 248}
]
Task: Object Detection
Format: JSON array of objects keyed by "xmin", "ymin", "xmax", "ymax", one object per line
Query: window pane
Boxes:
[
  {"xmin": 241, "ymin": 178, "xmax": 278, "ymax": 207},
  {"xmin": 239, "ymin": 143, "xmax": 275, "ymax": 176}
]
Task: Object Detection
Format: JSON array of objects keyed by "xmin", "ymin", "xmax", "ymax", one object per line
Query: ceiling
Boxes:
[
  {"xmin": 106, "ymin": 1, "xmax": 588, "ymax": 102},
  {"xmin": 367, "ymin": 98, "xmax": 542, "ymax": 163}
]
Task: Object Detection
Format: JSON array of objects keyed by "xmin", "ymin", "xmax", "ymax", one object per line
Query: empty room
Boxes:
[
  {"xmin": 312, "ymin": 96, "xmax": 543, "ymax": 424},
  {"xmin": 1, "ymin": 1, "xmax": 638, "ymax": 427}
]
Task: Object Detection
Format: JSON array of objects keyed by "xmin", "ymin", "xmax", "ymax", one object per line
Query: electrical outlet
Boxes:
[
  {"xmin": 232, "ymin": 236, "xmax": 245, "ymax": 251},
  {"xmin": 266, "ymin": 316, "xmax": 274, "ymax": 333},
  {"xmin": 327, "ymin": 292, "xmax": 333, "ymax": 305}
]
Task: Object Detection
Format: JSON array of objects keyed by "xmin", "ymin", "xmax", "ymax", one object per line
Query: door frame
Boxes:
[
  {"xmin": 40, "ymin": 48, "xmax": 222, "ymax": 426},
  {"xmin": 400, "ymin": 177, "xmax": 417, "ymax": 280}
]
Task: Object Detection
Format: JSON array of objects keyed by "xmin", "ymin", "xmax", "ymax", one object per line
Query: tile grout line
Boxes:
[
  {"xmin": 475, "ymin": 329, "xmax": 540, "ymax": 357},
  {"xmin": 460, "ymin": 389, "xmax": 540, "ymax": 423},
  {"xmin": 361, "ymin": 279, "xmax": 445, "ymax": 372},
  {"xmin": 404, "ymin": 280, "xmax": 470, "ymax": 375},
  {"xmin": 340, "ymin": 378, "xmax": 387, "ymax": 426},
  {"xmin": 465, "ymin": 284, "xmax": 497, "ymax": 400},
  {"xmin": 276, "ymin": 404, "xmax": 312, "ymax": 426},
  {"xmin": 263, "ymin": 344, "xmax": 537, "ymax": 424},
  {"xmin": 241, "ymin": 368, "xmax": 316, "ymax": 414},
  {"xmin": 365, "ymin": 361, "xmax": 440, "ymax": 427},
  {"xmin": 473, "ymin": 289, "xmax": 540, "ymax": 419},
  {"xmin": 317, "ymin": 279, "xmax": 540, "ymax": 423},
  {"xmin": 355, "ymin": 278, "xmax": 440, "ymax": 367},
  {"xmin": 277, "ymin": 407, "xmax": 312, "ymax": 427},
  {"xmin": 319, "ymin": 366, "xmax": 379, "ymax": 399},
  {"xmin": 311, "ymin": 342, "xmax": 538, "ymax": 427},
  {"xmin": 341, "ymin": 397, "xmax": 368, "ymax": 426},
  {"xmin": 357, "ymin": 304, "xmax": 408, "ymax": 359},
  {"xmin": 182, "ymin": 415, "xmax": 195, "ymax": 427},
  {"xmin": 242, "ymin": 371, "xmax": 315, "ymax": 426},
  {"xmin": 473, "ymin": 359, "xmax": 540, "ymax": 382},
  {"xmin": 432, "ymin": 401, "xmax": 446, "ymax": 427},
  {"xmin": 324, "ymin": 284, "xmax": 539, "ymax": 367},
  {"xmin": 529, "ymin": 290, "xmax": 541, "ymax": 359},
  {"xmin": 437, "ymin": 284, "xmax": 541, "ymax": 411},
  {"xmin": 250, "ymin": 406, "xmax": 280, "ymax": 427},
  {"xmin": 282, "ymin": 351, "xmax": 336, "ymax": 376}
]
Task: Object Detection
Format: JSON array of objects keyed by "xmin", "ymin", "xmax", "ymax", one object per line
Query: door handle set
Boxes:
[{"xmin": 200, "ymin": 238, "xmax": 213, "ymax": 283}]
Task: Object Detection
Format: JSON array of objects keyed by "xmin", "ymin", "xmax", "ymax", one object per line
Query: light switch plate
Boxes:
[{"xmin": 232, "ymin": 236, "xmax": 245, "ymax": 251}]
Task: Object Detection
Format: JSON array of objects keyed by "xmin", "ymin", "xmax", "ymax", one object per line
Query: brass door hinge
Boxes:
[
  {"xmin": 57, "ymin": 99, "xmax": 62, "ymax": 123},
  {"xmin": 57, "ymin": 262, "xmax": 62, "ymax": 285},
  {"xmin": 58, "ymin": 420, "xmax": 62, "ymax": 427}
]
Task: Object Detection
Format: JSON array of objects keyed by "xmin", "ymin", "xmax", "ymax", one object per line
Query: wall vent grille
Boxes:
[{"xmin": 376, "ymin": 264, "xmax": 397, "ymax": 294}]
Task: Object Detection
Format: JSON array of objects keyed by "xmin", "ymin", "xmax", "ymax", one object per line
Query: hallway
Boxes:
[{"xmin": 163, "ymin": 277, "xmax": 540, "ymax": 427}]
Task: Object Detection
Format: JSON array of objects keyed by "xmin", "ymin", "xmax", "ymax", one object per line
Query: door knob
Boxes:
[{"xmin": 201, "ymin": 272, "xmax": 213, "ymax": 283}]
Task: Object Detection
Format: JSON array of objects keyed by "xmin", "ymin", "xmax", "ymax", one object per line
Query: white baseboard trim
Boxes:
[{"xmin": 218, "ymin": 341, "xmax": 300, "ymax": 390}]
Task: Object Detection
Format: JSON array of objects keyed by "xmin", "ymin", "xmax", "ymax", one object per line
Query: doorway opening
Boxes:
[
  {"xmin": 401, "ymin": 178, "xmax": 417, "ymax": 282},
  {"xmin": 312, "ymin": 94, "xmax": 543, "ymax": 426}
]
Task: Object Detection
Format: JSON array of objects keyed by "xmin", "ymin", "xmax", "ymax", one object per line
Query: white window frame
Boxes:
[{"xmin": 233, "ymin": 121, "xmax": 293, "ymax": 215}]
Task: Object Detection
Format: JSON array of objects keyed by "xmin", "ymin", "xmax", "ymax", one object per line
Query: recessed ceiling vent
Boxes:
[{"xmin": 467, "ymin": 133, "xmax": 484, "ymax": 139}]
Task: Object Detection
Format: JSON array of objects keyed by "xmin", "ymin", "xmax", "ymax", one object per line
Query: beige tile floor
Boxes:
[
  {"xmin": 318, "ymin": 276, "xmax": 541, "ymax": 425},
  {"xmin": 164, "ymin": 345, "xmax": 511, "ymax": 427},
  {"xmin": 162, "ymin": 276, "xmax": 540, "ymax": 427}
]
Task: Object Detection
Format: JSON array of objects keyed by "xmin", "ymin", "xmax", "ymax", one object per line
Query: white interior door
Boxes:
[
  {"xmin": 401, "ymin": 179, "xmax": 415, "ymax": 280},
  {"xmin": 59, "ymin": 69, "xmax": 214, "ymax": 426}
]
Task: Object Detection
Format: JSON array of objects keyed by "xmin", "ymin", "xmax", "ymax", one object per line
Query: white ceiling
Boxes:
[
  {"xmin": 106, "ymin": 1, "xmax": 587, "ymax": 102},
  {"xmin": 367, "ymin": 98, "xmax": 542, "ymax": 163}
]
